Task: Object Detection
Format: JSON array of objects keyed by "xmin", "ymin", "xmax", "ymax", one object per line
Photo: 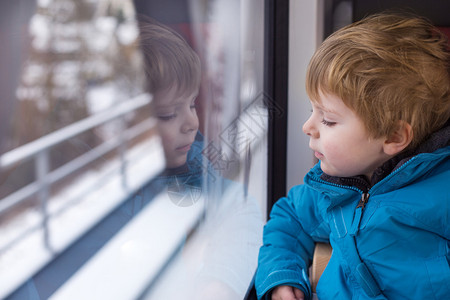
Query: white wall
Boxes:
[{"xmin": 287, "ymin": 0, "xmax": 324, "ymax": 190}]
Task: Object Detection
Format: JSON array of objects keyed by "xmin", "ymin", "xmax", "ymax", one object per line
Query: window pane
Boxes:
[
  {"xmin": 134, "ymin": 0, "xmax": 267, "ymax": 299},
  {"xmin": 0, "ymin": 0, "xmax": 163, "ymax": 298}
]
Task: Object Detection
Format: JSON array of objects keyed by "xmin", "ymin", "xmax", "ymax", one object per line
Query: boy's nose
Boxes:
[
  {"xmin": 181, "ymin": 110, "xmax": 199, "ymax": 134},
  {"xmin": 302, "ymin": 117, "xmax": 318, "ymax": 138}
]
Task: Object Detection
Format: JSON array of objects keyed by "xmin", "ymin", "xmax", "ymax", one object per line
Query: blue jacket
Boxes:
[{"xmin": 256, "ymin": 125, "xmax": 450, "ymax": 299}]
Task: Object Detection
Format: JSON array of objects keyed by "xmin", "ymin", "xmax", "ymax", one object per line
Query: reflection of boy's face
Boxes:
[{"xmin": 154, "ymin": 87, "xmax": 199, "ymax": 169}]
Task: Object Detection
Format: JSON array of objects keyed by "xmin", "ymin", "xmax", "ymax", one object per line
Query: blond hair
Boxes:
[
  {"xmin": 138, "ymin": 17, "xmax": 201, "ymax": 96},
  {"xmin": 306, "ymin": 13, "xmax": 450, "ymax": 149}
]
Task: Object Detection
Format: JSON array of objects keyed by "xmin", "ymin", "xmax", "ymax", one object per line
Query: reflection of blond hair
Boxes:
[
  {"xmin": 138, "ymin": 16, "xmax": 201, "ymax": 97},
  {"xmin": 306, "ymin": 13, "xmax": 450, "ymax": 149}
]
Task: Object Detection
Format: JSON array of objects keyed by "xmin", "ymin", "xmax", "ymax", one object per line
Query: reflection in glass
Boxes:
[{"xmin": 135, "ymin": 0, "xmax": 266, "ymax": 299}]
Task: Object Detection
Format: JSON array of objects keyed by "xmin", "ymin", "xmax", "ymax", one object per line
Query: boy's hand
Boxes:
[{"xmin": 271, "ymin": 285, "xmax": 305, "ymax": 300}]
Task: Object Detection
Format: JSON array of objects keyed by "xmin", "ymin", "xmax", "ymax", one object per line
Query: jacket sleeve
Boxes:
[{"xmin": 255, "ymin": 184, "xmax": 326, "ymax": 300}]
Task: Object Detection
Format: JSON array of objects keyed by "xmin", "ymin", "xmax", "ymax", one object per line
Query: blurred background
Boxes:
[{"xmin": 0, "ymin": 1, "xmax": 448, "ymax": 299}]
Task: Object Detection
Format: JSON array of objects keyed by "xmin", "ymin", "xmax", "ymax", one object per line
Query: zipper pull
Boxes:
[
  {"xmin": 357, "ymin": 193, "xmax": 369, "ymax": 209},
  {"xmin": 350, "ymin": 193, "xmax": 369, "ymax": 236}
]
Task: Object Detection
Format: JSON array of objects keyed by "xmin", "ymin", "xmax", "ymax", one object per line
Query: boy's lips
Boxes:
[
  {"xmin": 176, "ymin": 143, "xmax": 192, "ymax": 153},
  {"xmin": 314, "ymin": 151, "xmax": 324, "ymax": 159},
  {"xmin": 309, "ymin": 143, "xmax": 323, "ymax": 159}
]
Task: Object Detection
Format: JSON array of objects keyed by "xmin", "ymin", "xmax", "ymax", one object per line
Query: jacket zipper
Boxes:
[
  {"xmin": 350, "ymin": 192, "xmax": 369, "ymax": 236},
  {"xmin": 356, "ymin": 192, "xmax": 370, "ymax": 209}
]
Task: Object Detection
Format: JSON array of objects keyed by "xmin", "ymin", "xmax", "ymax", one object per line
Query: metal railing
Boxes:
[{"xmin": 0, "ymin": 93, "xmax": 155, "ymax": 253}]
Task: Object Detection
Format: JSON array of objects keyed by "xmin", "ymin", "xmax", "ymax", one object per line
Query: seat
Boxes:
[{"xmin": 310, "ymin": 242, "xmax": 332, "ymax": 293}]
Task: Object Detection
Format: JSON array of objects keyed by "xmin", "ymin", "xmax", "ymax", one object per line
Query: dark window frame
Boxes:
[{"xmin": 265, "ymin": 0, "xmax": 289, "ymax": 220}]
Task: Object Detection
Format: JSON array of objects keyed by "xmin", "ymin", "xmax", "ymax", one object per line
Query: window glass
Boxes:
[
  {"xmin": 134, "ymin": 1, "xmax": 267, "ymax": 298},
  {"xmin": 0, "ymin": 1, "xmax": 267, "ymax": 299}
]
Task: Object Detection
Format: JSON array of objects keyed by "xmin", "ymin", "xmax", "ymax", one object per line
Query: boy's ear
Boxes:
[{"xmin": 383, "ymin": 121, "xmax": 413, "ymax": 156}]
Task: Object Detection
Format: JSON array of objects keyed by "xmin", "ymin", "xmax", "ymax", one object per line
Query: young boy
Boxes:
[{"xmin": 256, "ymin": 13, "xmax": 450, "ymax": 300}]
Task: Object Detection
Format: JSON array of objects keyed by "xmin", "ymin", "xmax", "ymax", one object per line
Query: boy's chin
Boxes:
[
  {"xmin": 165, "ymin": 156, "xmax": 188, "ymax": 169},
  {"xmin": 320, "ymin": 163, "xmax": 341, "ymax": 177},
  {"xmin": 321, "ymin": 165, "xmax": 360, "ymax": 178}
]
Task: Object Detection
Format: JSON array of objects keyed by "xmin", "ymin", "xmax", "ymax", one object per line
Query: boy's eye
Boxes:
[
  {"xmin": 321, "ymin": 119, "xmax": 336, "ymax": 126},
  {"xmin": 190, "ymin": 98, "xmax": 197, "ymax": 109},
  {"xmin": 157, "ymin": 114, "xmax": 176, "ymax": 121}
]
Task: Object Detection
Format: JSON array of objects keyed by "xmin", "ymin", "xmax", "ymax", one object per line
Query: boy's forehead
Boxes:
[
  {"xmin": 154, "ymin": 87, "xmax": 198, "ymax": 107},
  {"xmin": 311, "ymin": 100, "xmax": 336, "ymax": 115},
  {"xmin": 310, "ymin": 89, "xmax": 331, "ymax": 107},
  {"xmin": 311, "ymin": 92, "xmax": 349, "ymax": 115}
]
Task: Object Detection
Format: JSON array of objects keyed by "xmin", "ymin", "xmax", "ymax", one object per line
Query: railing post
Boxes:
[
  {"xmin": 35, "ymin": 149, "xmax": 52, "ymax": 254},
  {"xmin": 118, "ymin": 116, "xmax": 128, "ymax": 190}
]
